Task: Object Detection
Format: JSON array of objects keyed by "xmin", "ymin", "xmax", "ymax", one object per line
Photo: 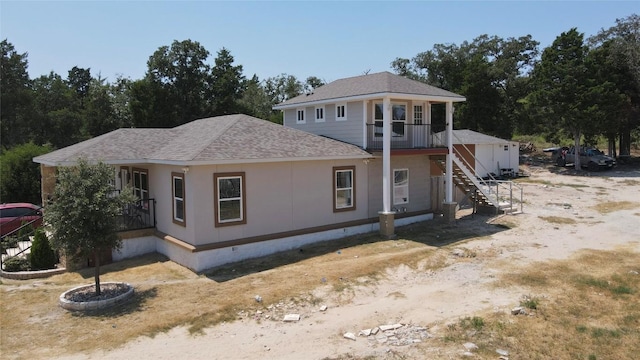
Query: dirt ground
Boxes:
[{"xmin": 5, "ymin": 161, "xmax": 640, "ymax": 360}]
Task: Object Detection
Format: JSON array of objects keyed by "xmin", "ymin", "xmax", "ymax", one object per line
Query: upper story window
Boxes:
[
  {"xmin": 296, "ymin": 108, "xmax": 306, "ymax": 124},
  {"xmin": 393, "ymin": 169, "xmax": 409, "ymax": 205},
  {"xmin": 172, "ymin": 172, "xmax": 185, "ymax": 226},
  {"xmin": 414, "ymin": 105, "xmax": 423, "ymax": 125},
  {"xmin": 334, "ymin": 166, "xmax": 356, "ymax": 212},
  {"xmin": 336, "ymin": 104, "xmax": 347, "ymax": 121},
  {"xmin": 214, "ymin": 172, "xmax": 246, "ymax": 227},
  {"xmin": 374, "ymin": 103, "xmax": 407, "ymax": 137},
  {"xmin": 315, "ymin": 106, "xmax": 325, "ymax": 122}
]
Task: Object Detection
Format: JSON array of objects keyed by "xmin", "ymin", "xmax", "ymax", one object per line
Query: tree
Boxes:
[
  {"xmin": 67, "ymin": 66, "xmax": 91, "ymax": 108},
  {"xmin": 529, "ymin": 28, "xmax": 595, "ymax": 169},
  {"xmin": 588, "ymin": 14, "xmax": 640, "ymax": 157},
  {"xmin": 239, "ymin": 74, "xmax": 272, "ymax": 120},
  {"xmin": 210, "ymin": 48, "xmax": 246, "ymax": 115},
  {"xmin": 30, "ymin": 227, "xmax": 57, "ymax": 270},
  {"xmin": 0, "ymin": 142, "xmax": 51, "ymax": 204},
  {"xmin": 46, "ymin": 159, "xmax": 136, "ymax": 295},
  {"xmin": 1, "ymin": 39, "xmax": 32, "ymax": 149}
]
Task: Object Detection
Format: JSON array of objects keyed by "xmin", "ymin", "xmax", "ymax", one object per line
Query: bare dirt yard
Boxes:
[{"xmin": 2, "ymin": 161, "xmax": 639, "ymax": 360}]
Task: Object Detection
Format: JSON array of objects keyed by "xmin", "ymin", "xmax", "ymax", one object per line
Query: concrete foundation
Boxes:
[
  {"xmin": 378, "ymin": 212, "xmax": 396, "ymax": 238},
  {"xmin": 443, "ymin": 202, "xmax": 457, "ymax": 223}
]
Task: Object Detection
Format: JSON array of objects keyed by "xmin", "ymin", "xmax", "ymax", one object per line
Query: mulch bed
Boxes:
[{"xmin": 63, "ymin": 282, "xmax": 130, "ymax": 302}]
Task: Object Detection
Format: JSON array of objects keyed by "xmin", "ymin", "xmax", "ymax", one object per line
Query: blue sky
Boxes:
[{"xmin": 1, "ymin": 1, "xmax": 637, "ymax": 84}]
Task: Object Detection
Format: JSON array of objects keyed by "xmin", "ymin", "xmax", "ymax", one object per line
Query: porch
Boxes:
[{"xmin": 366, "ymin": 123, "xmax": 446, "ymax": 150}]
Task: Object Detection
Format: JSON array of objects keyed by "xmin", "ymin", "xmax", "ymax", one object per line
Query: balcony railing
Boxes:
[
  {"xmin": 118, "ymin": 198, "xmax": 156, "ymax": 232},
  {"xmin": 366, "ymin": 123, "xmax": 446, "ymax": 150}
]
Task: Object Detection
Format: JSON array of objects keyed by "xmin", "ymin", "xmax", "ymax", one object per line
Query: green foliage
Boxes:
[
  {"xmin": 460, "ymin": 316, "xmax": 485, "ymax": 331},
  {"xmin": 1, "ymin": 39, "xmax": 32, "ymax": 149},
  {"xmin": 29, "ymin": 227, "xmax": 57, "ymax": 270},
  {"xmin": 0, "ymin": 142, "xmax": 51, "ymax": 204},
  {"xmin": 520, "ymin": 296, "xmax": 540, "ymax": 310},
  {"xmin": 1, "ymin": 235, "xmax": 18, "ymax": 253},
  {"xmin": 210, "ymin": 47, "xmax": 246, "ymax": 116},
  {"xmin": 45, "ymin": 159, "xmax": 136, "ymax": 292},
  {"xmin": 3, "ymin": 256, "xmax": 30, "ymax": 272}
]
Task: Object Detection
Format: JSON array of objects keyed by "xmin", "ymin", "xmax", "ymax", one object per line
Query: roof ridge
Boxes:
[{"xmin": 186, "ymin": 115, "xmax": 247, "ymax": 160}]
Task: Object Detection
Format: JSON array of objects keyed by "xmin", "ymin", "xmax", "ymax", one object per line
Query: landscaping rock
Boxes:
[
  {"xmin": 343, "ymin": 332, "xmax": 356, "ymax": 341},
  {"xmin": 319, "ymin": 305, "xmax": 327, "ymax": 312},
  {"xmin": 496, "ymin": 348, "xmax": 509, "ymax": 356}
]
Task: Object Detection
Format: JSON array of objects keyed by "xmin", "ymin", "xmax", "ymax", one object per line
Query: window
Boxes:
[
  {"xmin": 118, "ymin": 167, "xmax": 130, "ymax": 191},
  {"xmin": 414, "ymin": 105, "xmax": 423, "ymax": 125},
  {"xmin": 172, "ymin": 172, "xmax": 185, "ymax": 225},
  {"xmin": 334, "ymin": 166, "xmax": 355, "ymax": 212},
  {"xmin": 315, "ymin": 106, "xmax": 325, "ymax": 122},
  {"xmin": 132, "ymin": 168, "xmax": 149, "ymax": 209},
  {"xmin": 504, "ymin": 145, "xmax": 509, "ymax": 151},
  {"xmin": 374, "ymin": 103, "xmax": 406, "ymax": 137},
  {"xmin": 296, "ymin": 108, "xmax": 306, "ymax": 124},
  {"xmin": 394, "ymin": 169, "xmax": 409, "ymax": 205},
  {"xmin": 214, "ymin": 172, "xmax": 246, "ymax": 226},
  {"xmin": 336, "ymin": 104, "xmax": 347, "ymax": 121}
]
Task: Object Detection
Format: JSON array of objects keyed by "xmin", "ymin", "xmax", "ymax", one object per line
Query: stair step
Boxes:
[{"xmin": 18, "ymin": 241, "xmax": 32, "ymax": 251}]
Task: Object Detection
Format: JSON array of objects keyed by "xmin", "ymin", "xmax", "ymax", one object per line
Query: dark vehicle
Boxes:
[
  {"xmin": 546, "ymin": 146, "xmax": 616, "ymax": 171},
  {"xmin": 0, "ymin": 203, "xmax": 43, "ymax": 237}
]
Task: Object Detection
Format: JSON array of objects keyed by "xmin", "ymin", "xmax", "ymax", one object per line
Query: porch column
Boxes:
[
  {"xmin": 443, "ymin": 101, "xmax": 457, "ymax": 222},
  {"xmin": 379, "ymin": 96, "xmax": 395, "ymax": 238}
]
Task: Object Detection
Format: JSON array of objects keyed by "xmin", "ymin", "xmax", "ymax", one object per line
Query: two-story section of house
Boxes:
[{"xmin": 274, "ymin": 71, "xmax": 466, "ymax": 234}]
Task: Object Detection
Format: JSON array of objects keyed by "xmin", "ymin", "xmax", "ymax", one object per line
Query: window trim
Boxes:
[
  {"xmin": 213, "ymin": 172, "xmax": 247, "ymax": 227},
  {"xmin": 374, "ymin": 102, "xmax": 407, "ymax": 138},
  {"xmin": 132, "ymin": 167, "xmax": 149, "ymax": 211},
  {"xmin": 296, "ymin": 108, "xmax": 306, "ymax": 124},
  {"xmin": 315, "ymin": 105, "xmax": 325, "ymax": 122},
  {"xmin": 336, "ymin": 103, "xmax": 347, "ymax": 121},
  {"xmin": 171, "ymin": 172, "xmax": 186, "ymax": 226},
  {"xmin": 393, "ymin": 168, "xmax": 409, "ymax": 205},
  {"xmin": 333, "ymin": 166, "xmax": 356, "ymax": 212}
]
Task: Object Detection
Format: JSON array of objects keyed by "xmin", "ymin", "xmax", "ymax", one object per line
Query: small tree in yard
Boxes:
[
  {"xmin": 46, "ymin": 159, "xmax": 136, "ymax": 295},
  {"xmin": 30, "ymin": 227, "xmax": 57, "ymax": 270}
]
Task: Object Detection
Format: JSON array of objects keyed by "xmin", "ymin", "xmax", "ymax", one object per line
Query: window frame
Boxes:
[
  {"xmin": 213, "ymin": 172, "xmax": 246, "ymax": 227},
  {"xmin": 333, "ymin": 166, "xmax": 356, "ymax": 212},
  {"xmin": 296, "ymin": 108, "xmax": 306, "ymax": 124},
  {"xmin": 393, "ymin": 168, "xmax": 409, "ymax": 205},
  {"xmin": 315, "ymin": 105, "xmax": 325, "ymax": 122},
  {"xmin": 413, "ymin": 105, "xmax": 423, "ymax": 125},
  {"xmin": 132, "ymin": 167, "xmax": 149, "ymax": 211},
  {"xmin": 336, "ymin": 103, "xmax": 347, "ymax": 121},
  {"xmin": 374, "ymin": 102, "xmax": 407, "ymax": 138},
  {"xmin": 171, "ymin": 172, "xmax": 186, "ymax": 226}
]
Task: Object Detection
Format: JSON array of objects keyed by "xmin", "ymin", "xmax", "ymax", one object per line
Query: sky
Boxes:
[{"xmin": 1, "ymin": 1, "xmax": 638, "ymax": 84}]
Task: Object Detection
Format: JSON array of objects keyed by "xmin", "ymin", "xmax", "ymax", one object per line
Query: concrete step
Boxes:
[{"xmin": 18, "ymin": 240, "xmax": 32, "ymax": 251}]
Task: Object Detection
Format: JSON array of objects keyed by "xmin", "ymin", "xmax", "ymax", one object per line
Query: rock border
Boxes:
[
  {"xmin": 59, "ymin": 282, "xmax": 134, "ymax": 312},
  {"xmin": 0, "ymin": 267, "xmax": 67, "ymax": 280}
]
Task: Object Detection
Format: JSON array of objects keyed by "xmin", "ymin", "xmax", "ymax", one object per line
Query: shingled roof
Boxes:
[
  {"xmin": 274, "ymin": 71, "xmax": 465, "ymax": 109},
  {"xmin": 34, "ymin": 114, "xmax": 372, "ymax": 166}
]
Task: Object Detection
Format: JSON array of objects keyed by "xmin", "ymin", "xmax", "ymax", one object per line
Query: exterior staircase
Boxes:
[
  {"xmin": 1, "ymin": 238, "xmax": 32, "ymax": 270},
  {"xmin": 433, "ymin": 154, "xmax": 522, "ymax": 214}
]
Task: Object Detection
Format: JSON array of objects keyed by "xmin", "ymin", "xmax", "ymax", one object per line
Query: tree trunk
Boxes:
[
  {"xmin": 619, "ymin": 128, "xmax": 631, "ymax": 157},
  {"xmin": 607, "ymin": 134, "xmax": 617, "ymax": 158},
  {"xmin": 573, "ymin": 131, "xmax": 581, "ymax": 170},
  {"xmin": 94, "ymin": 252, "xmax": 101, "ymax": 296}
]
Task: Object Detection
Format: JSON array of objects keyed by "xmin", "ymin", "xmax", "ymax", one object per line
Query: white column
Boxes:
[
  {"xmin": 382, "ymin": 97, "xmax": 392, "ymax": 213},
  {"xmin": 445, "ymin": 101, "xmax": 454, "ymax": 203}
]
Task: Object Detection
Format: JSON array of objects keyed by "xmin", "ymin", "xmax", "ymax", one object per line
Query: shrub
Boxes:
[
  {"xmin": 3, "ymin": 256, "xmax": 30, "ymax": 272},
  {"xmin": 30, "ymin": 228, "xmax": 57, "ymax": 270},
  {"xmin": 1, "ymin": 235, "xmax": 19, "ymax": 253}
]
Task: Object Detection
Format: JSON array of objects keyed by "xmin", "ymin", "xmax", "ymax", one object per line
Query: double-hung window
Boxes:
[
  {"xmin": 334, "ymin": 166, "xmax": 355, "ymax": 212},
  {"xmin": 393, "ymin": 169, "xmax": 409, "ymax": 205},
  {"xmin": 172, "ymin": 172, "xmax": 185, "ymax": 225},
  {"xmin": 132, "ymin": 168, "xmax": 149, "ymax": 210},
  {"xmin": 315, "ymin": 106, "xmax": 325, "ymax": 122},
  {"xmin": 296, "ymin": 108, "xmax": 306, "ymax": 124},
  {"xmin": 336, "ymin": 104, "xmax": 347, "ymax": 121},
  {"xmin": 214, "ymin": 172, "xmax": 246, "ymax": 226}
]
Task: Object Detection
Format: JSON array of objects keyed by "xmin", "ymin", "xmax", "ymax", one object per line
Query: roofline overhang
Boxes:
[
  {"xmin": 33, "ymin": 154, "xmax": 374, "ymax": 167},
  {"xmin": 273, "ymin": 92, "xmax": 466, "ymax": 110}
]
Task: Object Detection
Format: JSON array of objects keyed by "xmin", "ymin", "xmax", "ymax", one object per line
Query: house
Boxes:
[{"xmin": 34, "ymin": 72, "xmax": 517, "ymax": 273}]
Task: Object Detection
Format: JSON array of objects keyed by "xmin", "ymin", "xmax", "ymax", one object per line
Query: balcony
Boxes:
[
  {"xmin": 366, "ymin": 123, "xmax": 446, "ymax": 150},
  {"xmin": 117, "ymin": 198, "xmax": 156, "ymax": 232}
]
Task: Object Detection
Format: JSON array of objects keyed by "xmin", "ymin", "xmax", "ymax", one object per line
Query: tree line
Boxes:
[{"xmin": 1, "ymin": 14, "xmax": 638, "ymax": 203}]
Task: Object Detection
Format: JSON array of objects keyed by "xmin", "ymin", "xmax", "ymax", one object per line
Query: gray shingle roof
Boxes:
[
  {"xmin": 275, "ymin": 71, "xmax": 465, "ymax": 108},
  {"xmin": 438, "ymin": 129, "xmax": 514, "ymax": 145},
  {"xmin": 34, "ymin": 114, "xmax": 372, "ymax": 166}
]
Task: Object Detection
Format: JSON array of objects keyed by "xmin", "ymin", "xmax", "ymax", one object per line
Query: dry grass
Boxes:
[
  {"xmin": 591, "ymin": 201, "xmax": 640, "ymax": 214},
  {"xmin": 0, "ymin": 216, "xmax": 504, "ymax": 359},
  {"xmin": 438, "ymin": 249, "xmax": 640, "ymax": 360},
  {"xmin": 538, "ymin": 215, "xmax": 577, "ymax": 224}
]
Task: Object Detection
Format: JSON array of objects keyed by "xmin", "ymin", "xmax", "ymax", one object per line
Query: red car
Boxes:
[{"xmin": 0, "ymin": 203, "xmax": 43, "ymax": 237}]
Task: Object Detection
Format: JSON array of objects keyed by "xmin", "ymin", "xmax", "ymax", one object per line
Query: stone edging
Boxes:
[
  {"xmin": 0, "ymin": 267, "xmax": 67, "ymax": 280},
  {"xmin": 59, "ymin": 282, "xmax": 135, "ymax": 311}
]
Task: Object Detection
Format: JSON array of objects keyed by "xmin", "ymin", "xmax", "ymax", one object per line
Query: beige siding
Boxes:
[
  {"xmin": 367, "ymin": 154, "xmax": 432, "ymax": 217},
  {"xmin": 172, "ymin": 160, "xmax": 370, "ymax": 246}
]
